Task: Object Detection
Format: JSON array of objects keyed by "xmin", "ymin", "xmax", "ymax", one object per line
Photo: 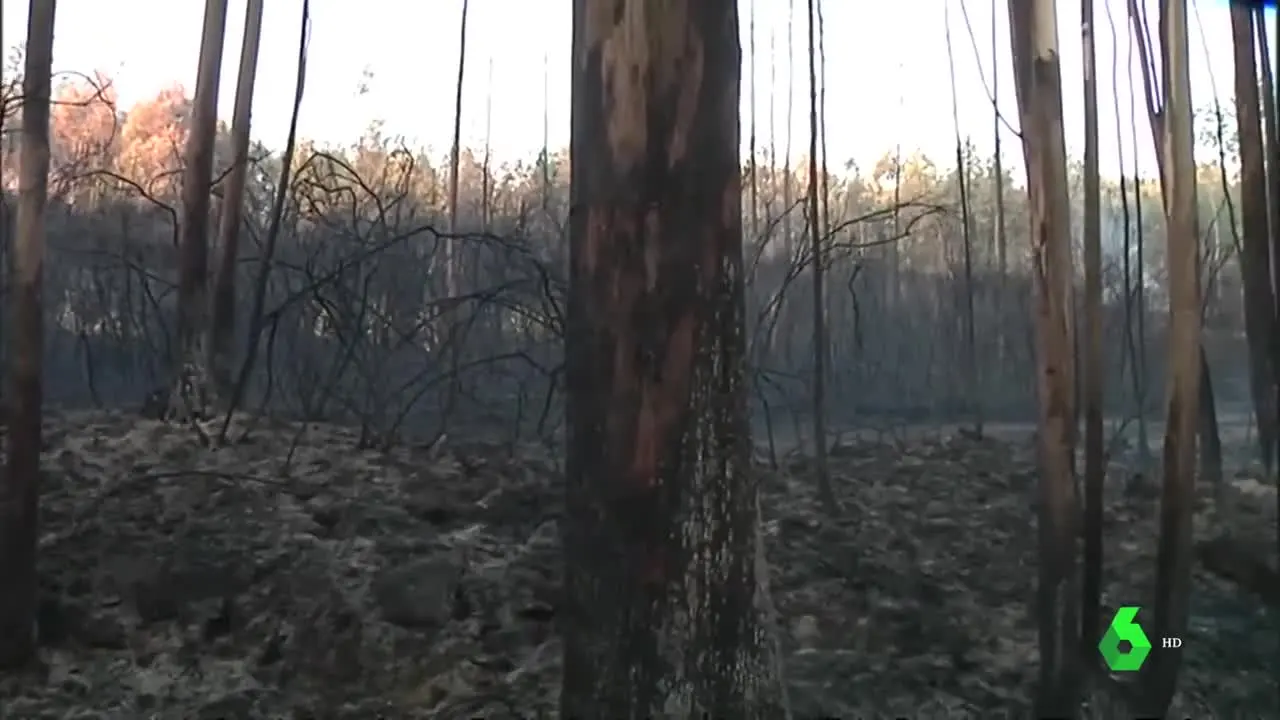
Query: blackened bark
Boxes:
[
  {"xmin": 0, "ymin": 0, "xmax": 55, "ymax": 670},
  {"xmin": 1229, "ymin": 5, "xmax": 1276, "ymax": 475},
  {"xmin": 561, "ymin": 1, "xmax": 779, "ymax": 717}
]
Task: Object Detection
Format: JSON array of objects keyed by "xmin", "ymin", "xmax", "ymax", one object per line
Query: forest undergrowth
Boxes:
[{"xmin": 0, "ymin": 411, "xmax": 1273, "ymax": 718}]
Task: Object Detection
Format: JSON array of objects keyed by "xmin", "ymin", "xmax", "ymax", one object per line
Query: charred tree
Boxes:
[
  {"xmin": 561, "ymin": 1, "xmax": 783, "ymax": 716},
  {"xmin": 170, "ymin": 0, "xmax": 228, "ymax": 419},
  {"xmin": 209, "ymin": 0, "xmax": 264, "ymax": 399},
  {"xmin": 1229, "ymin": 4, "xmax": 1276, "ymax": 475},
  {"xmin": 0, "ymin": 0, "xmax": 54, "ymax": 670},
  {"xmin": 1008, "ymin": 0, "xmax": 1081, "ymax": 714}
]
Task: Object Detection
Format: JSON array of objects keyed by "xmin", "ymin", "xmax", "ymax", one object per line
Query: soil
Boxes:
[{"xmin": 0, "ymin": 410, "xmax": 1275, "ymax": 718}]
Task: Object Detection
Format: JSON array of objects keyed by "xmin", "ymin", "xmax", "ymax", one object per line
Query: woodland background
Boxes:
[{"xmin": 0, "ymin": 40, "xmax": 1258, "ymax": 446}]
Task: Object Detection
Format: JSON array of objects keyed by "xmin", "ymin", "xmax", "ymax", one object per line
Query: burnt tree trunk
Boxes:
[
  {"xmin": 1229, "ymin": 4, "xmax": 1275, "ymax": 475},
  {"xmin": 561, "ymin": 1, "xmax": 782, "ymax": 717},
  {"xmin": 0, "ymin": 0, "xmax": 54, "ymax": 670},
  {"xmin": 170, "ymin": 0, "xmax": 228, "ymax": 420}
]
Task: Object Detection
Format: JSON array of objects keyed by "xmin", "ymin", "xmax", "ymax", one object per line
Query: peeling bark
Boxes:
[
  {"xmin": 561, "ymin": 1, "xmax": 782, "ymax": 716},
  {"xmin": 1008, "ymin": 0, "xmax": 1080, "ymax": 714}
]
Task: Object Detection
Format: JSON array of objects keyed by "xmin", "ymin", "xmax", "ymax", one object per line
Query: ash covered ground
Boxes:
[{"xmin": 0, "ymin": 411, "xmax": 1275, "ymax": 718}]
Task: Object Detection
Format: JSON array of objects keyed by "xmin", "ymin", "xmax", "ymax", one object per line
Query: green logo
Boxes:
[{"xmin": 1098, "ymin": 606, "xmax": 1152, "ymax": 672}]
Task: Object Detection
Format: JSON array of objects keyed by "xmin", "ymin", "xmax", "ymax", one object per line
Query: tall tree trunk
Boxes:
[
  {"xmin": 806, "ymin": 0, "xmax": 835, "ymax": 513},
  {"xmin": 221, "ymin": 0, "xmax": 309, "ymax": 441},
  {"xmin": 443, "ymin": 0, "xmax": 469, "ymax": 418},
  {"xmin": 1008, "ymin": 0, "xmax": 1081, "ymax": 714},
  {"xmin": 1229, "ymin": 4, "xmax": 1276, "ymax": 474},
  {"xmin": 446, "ymin": 0, "xmax": 468, "ymax": 303},
  {"xmin": 0, "ymin": 0, "xmax": 54, "ymax": 670},
  {"xmin": 482, "ymin": 57, "xmax": 493, "ymax": 230},
  {"xmin": 1128, "ymin": 0, "xmax": 1219, "ymax": 494},
  {"xmin": 1258, "ymin": 6, "xmax": 1280, "ymax": 580},
  {"xmin": 208, "ymin": 0, "xmax": 264, "ymax": 400},
  {"xmin": 541, "ymin": 51, "xmax": 550, "ymax": 210},
  {"xmin": 748, "ymin": 0, "xmax": 758, "ymax": 247},
  {"xmin": 993, "ymin": 0, "xmax": 1008, "ymax": 377},
  {"xmin": 781, "ymin": 0, "xmax": 795, "ymax": 368},
  {"xmin": 1105, "ymin": 0, "xmax": 1150, "ymax": 490},
  {"xmin": 1142, "ymin": 0, "xmax": 1201, "ymax": 714},
  {"xmin": 945, "ymin": 5, "xmax": 980, "ymax": 435},
  {"xmin": 561, "ymin": 1, "xmax": 784, "ymax": 715},
  {"xmin": 171, "ymin": 0, "xmax": 229, "ymax": 420},
  {"xmin": 1079, "ymin": 0, "xmax": 1105, "ymax": 664}
]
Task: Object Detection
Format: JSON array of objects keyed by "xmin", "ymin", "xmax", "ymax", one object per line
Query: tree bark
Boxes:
[
  {"xmin": 561, "ymin": 1, "xmax": 783, "ymax": 716},
  {"xmin": 1229, "ymin": 4, "xmax": 1275, "ymax": 474},
  {"xmin": 209, "ymin": 0, "xmax": 264, "ymax": 399},
  {"xmin": 806, "ymin": 0, "xmax": 835, "ymax": 513},
  {"xmin": 1008, "ymin": 0, "xmax": 1081, "ymax": 714},
  {"xmin": 1079, "ymin": 0, "xmax": 1105, "ymax": 663},
  {"xmin": 0, "ymin": 0, "xmax": 55, "ymax": 670},
  {"xmin": 171, "ymin": 0, "xmax": 228, "ymax": 419},
  {"xmin": 1142, "ymin": 0, "xmax": 1200, "ymax": 714}
]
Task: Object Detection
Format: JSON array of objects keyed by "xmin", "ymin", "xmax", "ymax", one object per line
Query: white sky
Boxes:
[{"xmin": 2, "ymin": 0, "xmax": 1277, "ymax": 181}]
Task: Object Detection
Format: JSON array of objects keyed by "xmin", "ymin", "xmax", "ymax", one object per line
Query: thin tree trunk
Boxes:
[
  {"xmin": 993, "ymin": 0, "xmax": 1007, "ymax": 376},
  {"xmin": 561, "ymin": 1, "xmax": 784, "ymax": 715},
  {"xmin": 447, "ymin": 0, "xmax": 468, "ymax": 301},
  {"xmin": 444, "ymin": 0, "xmax": 469, "ymax": 413},
  {"xmin": 209, "ymin": 0, "xmax": 264, "ymax": 400},
  {"xmin": 749, "ymin": 0, "xmax": 758, "ymax": 247},
  {"xmin": 541, "ymin": 51, "xmax": 550, "ymax": 211},
  {"xmin": 482, "ymin": 57, "xmax": 492, "ymax": 230},
  {"xmin": 1128, "ymin": 19, "xmax": 1152, "ymax": 477},
  {"xmin": 220, "ymin": 0, "xmax": 309, "ymax": 440},
  {"xmin": 1106, "ymin": 0, "xmax": 1140, "ymax": 480},
  {"xmin": 1008, "ymin": 0, "xmax": 1081, "ymax": 714},
  {"xmin": 806, "ymin": 0, "xmax": 834, "ymax": 513},
  {"xmin": 171, "ymin": 0, "xmax": 229, "ymax": 420},
  {"xmin": 0, "ymin": 0, "xmax": 54, "ymax": 670},
  {"xmin": 945, "ymin": 4, "xmax": 980, "ymax": 436},
  {"xmin": 1079, "ymin": 0, "xmax": 1105, "ymax": 664},
  {"xmin": 782, "ymin": 0, "xmax": 795, "ymax": 368}
]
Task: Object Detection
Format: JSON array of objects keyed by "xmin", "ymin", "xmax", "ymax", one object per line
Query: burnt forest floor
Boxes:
[{"xmin": 0, "ymin": 410, "xmax": 1274, "ymax": 718}]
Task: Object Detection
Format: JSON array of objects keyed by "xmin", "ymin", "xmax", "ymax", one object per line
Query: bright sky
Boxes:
[{"xmin": 2, "ymin": 0, "xmax": 1277, "ymax": 181}]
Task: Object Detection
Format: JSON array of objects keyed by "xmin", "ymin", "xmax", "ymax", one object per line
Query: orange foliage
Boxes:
[
  {"xmin": 49, "ymin": 72, "xmax": 119, "ymax": 194},
  {"xmin": 116, "ymin": 83, "xmax": 193, "ymax": 198}
]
